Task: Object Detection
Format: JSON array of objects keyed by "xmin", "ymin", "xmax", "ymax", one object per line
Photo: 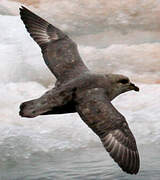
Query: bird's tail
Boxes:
[
  {"xmin": 19, "ymin": 88, "xmax": 73, "ymax": 118},
  {"xmin": 19, "ymin": 98, "xmax": 51, "ymax": 118}
]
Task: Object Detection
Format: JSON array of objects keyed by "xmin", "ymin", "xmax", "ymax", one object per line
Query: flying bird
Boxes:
[{"xmin": 19, "ymin": 6, "xmax": 140, "ymax": 174}]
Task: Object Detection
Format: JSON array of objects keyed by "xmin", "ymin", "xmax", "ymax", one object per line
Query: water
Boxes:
[
  {"xmin": 0, "ymin": 1, "xmax": 160, "ymax": 179},
  {"xmin": 0, "ymin": 145, "xmax": 160, "ymax": 180}
]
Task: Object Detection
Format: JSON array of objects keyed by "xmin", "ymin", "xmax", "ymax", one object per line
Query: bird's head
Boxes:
[{"xmin": 105, "ymin": 74, "xmax": 139, "ymax": 100}]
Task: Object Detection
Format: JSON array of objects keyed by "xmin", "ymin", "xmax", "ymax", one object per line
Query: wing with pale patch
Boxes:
[
  {"xmin": 76, "ymin": 88, "xmax": 140, "ymax": 174},
  {"xmin": 20, "ymin": 6, "xmax": 89, "ymax": 83}
]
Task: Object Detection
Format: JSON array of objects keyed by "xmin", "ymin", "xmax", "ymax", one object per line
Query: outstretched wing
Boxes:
[
  {"xmin": 76, "ymin": 88, "xmax": 140, "ymax": 174},
  {"xmin": 19, "ymin": 6, "xmax": 89, "ymax": 83}
]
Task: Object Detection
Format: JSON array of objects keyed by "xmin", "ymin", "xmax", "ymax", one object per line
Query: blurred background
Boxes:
[{"xmin": 0, "ymin": 0, "xmax": 160, "ymax": 179}]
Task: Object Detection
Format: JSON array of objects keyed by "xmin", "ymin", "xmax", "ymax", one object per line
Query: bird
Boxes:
[{"xmin": 19, "ymin": 6, "xmax": 140, "ymax": 174}]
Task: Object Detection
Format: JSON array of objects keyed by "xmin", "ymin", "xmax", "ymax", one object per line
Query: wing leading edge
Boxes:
[{"xmin": 20, "ymin": 6, "xmax": 89, "ymax": 83}]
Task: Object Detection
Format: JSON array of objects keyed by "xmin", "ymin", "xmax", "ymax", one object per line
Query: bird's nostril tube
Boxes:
[{"xmin": 130, "ymin": 83, "xmax": 139, "ymax": 92}]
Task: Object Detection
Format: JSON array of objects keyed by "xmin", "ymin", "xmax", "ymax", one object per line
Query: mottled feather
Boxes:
[
  {"xmin": 19, "ymin": 6, "xmax": 89, "ymax": 83},
  {"xmin": 19, "ymin": 7, "xmax": 140, "ymax": 174},
  {"xmin": 76, "ymin": 88, "xmax": 140, "ymax": 174}
]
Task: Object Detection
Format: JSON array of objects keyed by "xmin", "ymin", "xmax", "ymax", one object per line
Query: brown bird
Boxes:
[{"xmin": 19, "ymin": 6, "xmax": 140, "ymax": 174}]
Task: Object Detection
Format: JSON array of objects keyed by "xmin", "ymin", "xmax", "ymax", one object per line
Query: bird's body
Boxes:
[{"xmin": 19, "ymin": 6, "xmax": 140, "ymax": 174}]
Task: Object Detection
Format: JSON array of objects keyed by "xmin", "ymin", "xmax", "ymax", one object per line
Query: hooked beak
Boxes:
[{"xmin": 129, "ymin": 83, "xmax": 139, "ymax": 92}]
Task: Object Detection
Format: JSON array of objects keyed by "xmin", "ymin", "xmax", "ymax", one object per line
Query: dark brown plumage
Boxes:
[
  {"xmin": 20, "ymin": 6, "xmax": 89, "ymax": 84},
  {"xmin": 19, "ymin": 6, "xmax": 140, "ymax": 174},
  {"xmin": 76, "ymin": 88, "xmax": 139, "ymax": 174}
]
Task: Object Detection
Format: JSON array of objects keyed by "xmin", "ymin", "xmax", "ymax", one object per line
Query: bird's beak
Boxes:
[{"xmin": 129, "ymin": 83, "xmax": 139, "ymax": 92}]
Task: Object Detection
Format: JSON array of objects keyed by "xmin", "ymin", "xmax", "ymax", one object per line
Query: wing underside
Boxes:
[
  {"xmin": 76, "ymin": 88, "xmax": 140, "ymax": 174},
  {"xmin": 20, "ymin": 6, "xmax": 89, "ymax": 83}
]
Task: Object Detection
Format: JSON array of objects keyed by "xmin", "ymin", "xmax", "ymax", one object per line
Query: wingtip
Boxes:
[
  {"xmin": 19, "ymin": 5, "xmax": 25, "ymax": 11},
  {"xmin": 116, "ymin": 158, "xmax": 140, "ymax": 175},
  {"xmin": 102, "ymin": 130, "xmax": 140, "ymax": 175},
  {"xmin": 19, "ymin": 6, "xmax": 25, "ymax": 20},
  {"xmin": 20, "ymin": 5, "xmax": 27, "ymax": 9},
  {"xmin": 124, "ymin": 166, "xmax": 140, "ymax": 175},
  {"xmin": 122, "ymin": 152, "xmax": 140, "ymax": 175},
  {"xmin": 19, "ymin": 5, "xmax": 31, "ymax": 14}
]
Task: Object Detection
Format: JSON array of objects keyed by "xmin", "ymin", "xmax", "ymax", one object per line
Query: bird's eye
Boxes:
[{"xmin": 118, "ymin": 79, "xmax": 129, "ymax": 84}]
